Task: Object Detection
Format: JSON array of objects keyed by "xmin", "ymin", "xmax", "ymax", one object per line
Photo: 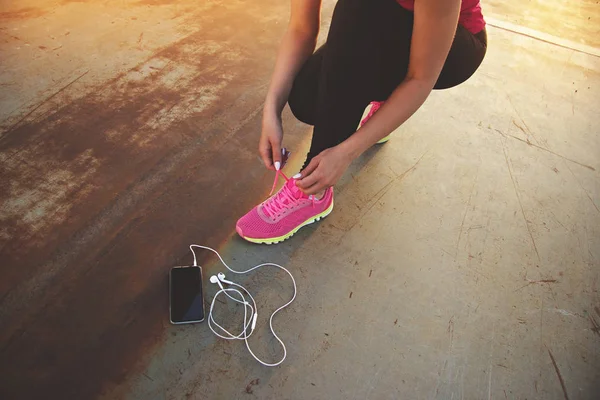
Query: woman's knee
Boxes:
[{"xmin": 434, "ymin": 27, "xmax": 487, "ymax": 90}]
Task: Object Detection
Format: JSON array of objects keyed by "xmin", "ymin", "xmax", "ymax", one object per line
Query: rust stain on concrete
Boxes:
[{"xmin": 0, "ymin": 0, "xmax": 305, "ymax": 398}]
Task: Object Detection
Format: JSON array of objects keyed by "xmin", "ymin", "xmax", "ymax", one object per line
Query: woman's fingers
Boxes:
[
  {"xmin": 301, "ymin": 180, "xmax": 326, "ymax": 195},
  {"xmin": 259, "ymin": 138, "xmax": 285, "ymax": 170},
  {"xmin": 296, "ymin": 146, "xmax": 349, "ymax": 195},
  {"xmin": 297, "ymin": 173, "xmax": 319, "ymax": 190},
  {"xmin": 297, "ymin": 159, "xmax": 320, "ymax": 189},
  {"xmin": 271, "ymin": 140, "xmax": 282, "ymax": 170},
  {"xmin": 298, "ymin": 158, "xmax": 319, "ymax": 181},
  {"xmin": 259, "ymin": 140, "xmax": 273, "ymax": 169}
]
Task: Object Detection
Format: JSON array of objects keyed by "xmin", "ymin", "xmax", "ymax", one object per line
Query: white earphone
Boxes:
[
  {"xmin": 191, "ymin": 244, "xmax": 296, "ymax": 367},
  {"xmin": 217, "ymin": 272, "xmax": 236, "ymax": 286}
]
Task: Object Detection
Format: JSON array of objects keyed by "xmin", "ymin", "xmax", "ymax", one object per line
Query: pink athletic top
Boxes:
[{"xmin": 396, "ymin": 0, "xmax": 485, "ymax": 34}]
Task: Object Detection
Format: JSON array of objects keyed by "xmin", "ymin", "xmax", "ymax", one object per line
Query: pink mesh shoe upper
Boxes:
[
  {"xmin": 360, "ymin": 101, "xmax": 384, "ymax": 126},
  {"xmin": 237, "ymin": 177, "xmax": 333, "ymax": 240}
]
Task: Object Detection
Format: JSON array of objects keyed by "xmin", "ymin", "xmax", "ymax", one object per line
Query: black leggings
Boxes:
[{"xmin": 288, "ymin": 0, "xmax": 487, "ymax": 165}]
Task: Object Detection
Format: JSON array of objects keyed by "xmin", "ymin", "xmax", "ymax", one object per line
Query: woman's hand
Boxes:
[
  {"xmin": 296, "ymin": 145, "xmax": 353, "ymax": 195},
  {"xmin": 259, "ymin": 112, "xmax": 284, "ymax": 170}
]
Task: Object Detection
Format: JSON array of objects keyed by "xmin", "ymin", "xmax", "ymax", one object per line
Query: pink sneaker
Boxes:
[
  {"xmin": 361, "ymin": 101, "xmax": 391, "ymax": 144},
  {"xmin": 236, "ymin": 172, "xmax": 334, "ymax": 244}
]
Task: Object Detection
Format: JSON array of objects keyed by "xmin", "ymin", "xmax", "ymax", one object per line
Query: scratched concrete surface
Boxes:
[{"xmin": 0, "ymin": 1, "xmax": 599, "ymax": 399}]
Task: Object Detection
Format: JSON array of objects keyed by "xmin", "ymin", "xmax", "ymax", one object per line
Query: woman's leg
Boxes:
[
  {"xmin": 305, "ymin": 0, "xmax": 413, "ymax": 163},
  {"xmin": 435, "ymin": 27, "xmax": 487, "ymax": 89},
  {"xmin": 288, "ymin": 46, "xmax": 324, "ymax": 126},
  {"xmin": 291, "ymin": 0, "xmax": 487, "ymax": 165}
]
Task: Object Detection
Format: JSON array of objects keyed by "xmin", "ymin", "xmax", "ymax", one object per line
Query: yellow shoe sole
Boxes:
[
  {"xmin": 241, "ymin": 200, "xmax": 335, "ymax": 245},
  {"xmin": 377, "ymin": 135, "xmax": 391, "ymax": 144}
]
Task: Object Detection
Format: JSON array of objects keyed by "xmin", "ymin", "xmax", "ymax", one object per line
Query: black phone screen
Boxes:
[{"xmin": 170, "ymin": 266, "xmax": 204, "ymax": 324}]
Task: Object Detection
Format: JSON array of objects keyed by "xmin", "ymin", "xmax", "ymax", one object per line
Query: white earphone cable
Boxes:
[
  {"xmin": 189, "ymin": 244, "xmax": 297, "ymax": 367},
  {"xmin": 208, "ymin": 288, "xmax": 254, "ymax": 340}
]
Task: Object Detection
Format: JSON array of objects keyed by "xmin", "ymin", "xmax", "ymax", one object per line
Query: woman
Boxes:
[{"xmin": 237, "ymin": 0, "xmax": 487, "ymax": 244}]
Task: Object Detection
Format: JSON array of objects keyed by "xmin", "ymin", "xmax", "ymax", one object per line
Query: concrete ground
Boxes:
[{"xmin": 1, "ymin": 1, "xmax": 599, "ymax": 399}]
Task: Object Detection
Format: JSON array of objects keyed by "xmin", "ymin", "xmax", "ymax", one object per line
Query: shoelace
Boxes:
[
  {"xmin": 263, "ymin": 169, "xmax": 315, "ymax": 218},
  {"xmin": 267, "ymin": 147, "xmax": 291, "ymax": 196},
  {"xmin": 263, "ymin": 170, "xmax": 294, "ymax": 217},
  {"xmin": 269, "ymin": 169, "xmax": 289, "ymax": 197}
]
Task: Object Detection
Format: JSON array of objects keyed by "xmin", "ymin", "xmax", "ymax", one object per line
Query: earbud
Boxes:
[
  {"xmin": 209, "ymin": 275, "xmax": 225, "ymax": 290},
  {"xmin": 210, "ymin": 272, "xmax": 234, "ymax": 289},
  {"xmin": 217, "ymin": 272, "xmax": 236, "ymax": 286}
]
